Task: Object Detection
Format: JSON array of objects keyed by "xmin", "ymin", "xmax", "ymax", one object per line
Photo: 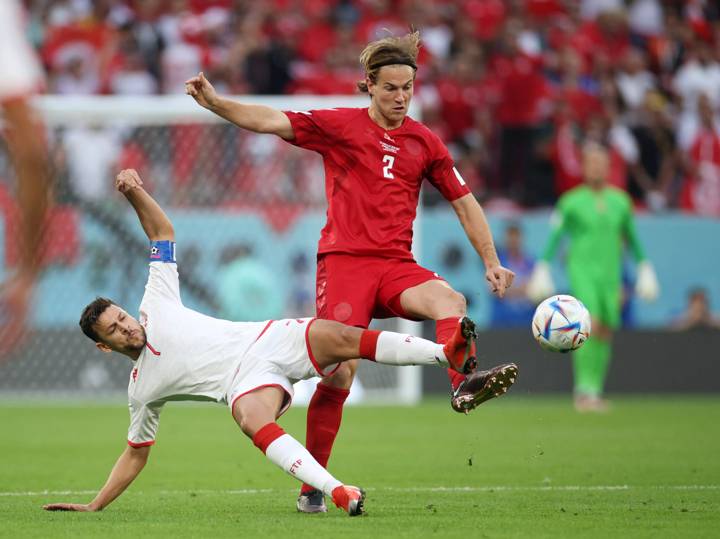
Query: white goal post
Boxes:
[{"xmin": 0, "ymin": 95, "xmax": 423, "ymax": 404}]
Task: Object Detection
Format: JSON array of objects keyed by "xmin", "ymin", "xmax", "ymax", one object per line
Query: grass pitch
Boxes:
[{"xmin": 1, "ymin": 396, "xmax": 718, "ymax": 538}]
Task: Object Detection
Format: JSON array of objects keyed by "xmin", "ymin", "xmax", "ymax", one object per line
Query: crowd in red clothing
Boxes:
[{"xmin": 21, "ymin": 0, "xmax": 720, "ymax": 215}]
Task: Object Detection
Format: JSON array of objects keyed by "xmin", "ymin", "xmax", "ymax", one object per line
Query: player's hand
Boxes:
[
  {"xmin": 0, "ymin": 273, "xmax": 33, "ymax": 359},
  {"xmin": 635, "ymin": 261, "xmax": 659, "ymax": 302},
  {"xmin": 43, "ymin": 503, "xmax": 96, "ymax": 512},
  {"xmin": 486, "ymin": 264, "xmax": 515, "ymax": 298},
  {"xmin": 115, "ymin": 169, "xmax": 143, "ymax": 194},
  {"xmin": 527, "ymin": 261, "xmax": 555, "ymax": 302},
  {"xmin": 185, "ymin": 72, "xmax": 219, "ymax": 109}
]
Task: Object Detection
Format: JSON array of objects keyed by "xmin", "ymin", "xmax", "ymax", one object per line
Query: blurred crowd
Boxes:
[{"xmin": 18, "ymin": 0, "xmax": 720, "ymax": 214}]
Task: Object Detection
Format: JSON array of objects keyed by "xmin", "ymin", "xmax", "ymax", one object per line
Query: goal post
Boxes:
[{"xmin": 0, "ymin": 94, "xmax": 423, "ymax": 405}]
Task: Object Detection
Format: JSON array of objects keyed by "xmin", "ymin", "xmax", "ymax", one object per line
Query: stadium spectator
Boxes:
[
  {"xmin": 672, "ymin": 287, "xmax": 720, "ymax": 331},
  {"xmin": 490, "ymin": 223, "xmax": 536, "ymax": 328},
  {"xmin": 287, "ymin": 253, "xmax": 315, "ymax": 318},
  {"xmin": 673, "ymin": 40, "xmax": 720, "ymax": 151},
  {"xmin": 63, "ymin": 125, "xmax": 120, "ymax": 201},
  {"xmin": 217, "ymin": 244, "xmax": 283, "ymax": 322},
  {"xmin": 628, "ymin": 90, "xmax": 680, "ymax": 210},
  {"xmin": 493, "ymin": 18, "xmax": 550, "ymax": 203},
  {"xmin": 679, "ymin": 93, "xmax": 720, "ymax": 216},
  {"xmin": 109, "ymin": 48, "xmax": 158, "ymax": 95},
  {"xmin": 627, "ymin": 0, "xmax": 664, "ymax": 38},
  {"xmin": 13, "ymin": 0, "xmax": 720, "ymax": 213},
  {"xmin": 615, "ymin": 48, "xmax": 657, "ymax": 125}
]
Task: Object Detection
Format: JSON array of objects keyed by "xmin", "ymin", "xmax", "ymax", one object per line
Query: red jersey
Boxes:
[{"xmin": 284, "ymin": 108, "xmax": 470, "ymax": 259}]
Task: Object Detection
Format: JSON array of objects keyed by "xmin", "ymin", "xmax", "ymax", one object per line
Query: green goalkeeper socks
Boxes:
[{"xmin": 572, "ymin": 337, "xmax": 612, "ymax": 397}]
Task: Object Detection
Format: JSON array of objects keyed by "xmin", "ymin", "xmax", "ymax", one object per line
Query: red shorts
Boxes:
[{"xmin": 315, "ymin": 254, "xmax": 445, "ymax": 328}]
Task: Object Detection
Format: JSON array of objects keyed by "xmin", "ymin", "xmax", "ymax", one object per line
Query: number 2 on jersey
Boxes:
[{"xmin": 382, "ymin": 154, "xmax": 395, "ymax": 179}]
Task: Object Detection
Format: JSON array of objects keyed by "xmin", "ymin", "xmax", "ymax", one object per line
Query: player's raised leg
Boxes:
[
  {"xmin": 307, "ymin": 318, "xmax": 478, "ymax": 374},
  {"xmin": 298, "ymin": 314, "xmax": 493, "ymax": 511},
  {"xmin": 232, "ymin": 386, "xmax": 365, "ymax": 516},
  {"xmin": 397, "ymin": 279, "xmax": 471, "ymax": 386},
  {"xmin": 398, "ymin": 279, "xmax": 518, "ymax": 413}
]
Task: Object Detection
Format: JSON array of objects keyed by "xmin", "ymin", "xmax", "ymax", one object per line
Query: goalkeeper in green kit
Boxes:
[{"xmin": 528, "ymin": 143, "xmax": 659, "ymax": 411}]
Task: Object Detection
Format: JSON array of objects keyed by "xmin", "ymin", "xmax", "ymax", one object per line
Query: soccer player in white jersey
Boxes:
[
  {"xmin": 43, "ymin": 169, "xmax": 517, "ymax": 516},
  {"xmin": 0, "ymin": 0, "xmax": 50, "ymax": 357}
]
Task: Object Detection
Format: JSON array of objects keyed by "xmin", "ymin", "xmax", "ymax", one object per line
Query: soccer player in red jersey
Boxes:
[{"xmin": 186, "ymin": 31, "xmax": 517, "ymax": 513}]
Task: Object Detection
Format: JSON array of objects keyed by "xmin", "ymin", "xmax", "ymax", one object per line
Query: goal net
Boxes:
[{"xmin": 0, "ymin": 94, "xmax": 422, "ymax": 405}]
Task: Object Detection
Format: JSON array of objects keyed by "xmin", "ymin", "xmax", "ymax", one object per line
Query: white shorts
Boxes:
[{"xmin": 226, "ymin": 318, "xmax": 340, "ymax": 416}]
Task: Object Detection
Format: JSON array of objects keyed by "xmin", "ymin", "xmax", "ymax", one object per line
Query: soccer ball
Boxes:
[{"xmin": 532, "ymin": 295, "xmax": 591, "ymax": 353}]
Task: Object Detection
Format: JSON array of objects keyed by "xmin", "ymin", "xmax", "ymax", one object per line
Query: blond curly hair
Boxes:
[{"xmin": 357, "ymin": 31, "xmax": 421, "ymax": 93}]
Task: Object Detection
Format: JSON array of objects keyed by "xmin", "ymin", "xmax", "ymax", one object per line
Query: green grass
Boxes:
[{"xmin": 1, "ymin": 397, "xmax": 719, "ymax": 538}]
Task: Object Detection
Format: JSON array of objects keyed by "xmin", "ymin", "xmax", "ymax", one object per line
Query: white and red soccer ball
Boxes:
[{"xmin": 532, "ymin": 295, "xmax": 591, "ymax": 353}]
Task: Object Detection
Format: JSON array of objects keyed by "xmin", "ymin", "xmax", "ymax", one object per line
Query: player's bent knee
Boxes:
[
  {"xmin": 434, "ymin": 289, "xmax": 467, "ymax": 318},
  {"xmin": 338, "ymin": 325, "xmax": 362, "ymax": 354},
  {"xmin": 232, "ymin": 390, "xmax": 282, "ymax": 438},
  {"xmin": 452, "ymin": 291, "xmax": 467, "ymax": 314},
  {"xmin": 322, "ymin": 360, "xmax": 357, "ymax": 389},
  {"xmin": 236, "ymin": 408, "xmax": 271, "ymax": 438}
]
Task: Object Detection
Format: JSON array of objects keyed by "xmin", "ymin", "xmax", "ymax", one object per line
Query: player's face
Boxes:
[
  {"xmin": 94, "ymin": 305, "xmax": 146, "ymax": 354},
  {"xmin": 582, "ymin": 147, "xmax": 610, "ymax": 188},
  {"xmin": 368, "ymin": 65, "xmax": 415, "ymax": 127}
]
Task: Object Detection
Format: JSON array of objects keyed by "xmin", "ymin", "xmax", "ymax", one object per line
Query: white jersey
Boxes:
[
  {"xmin": 0, "ymin": 0, "xmax": 44, "ymax": 102},
  {"xmin": 127, "ymin": 262, "xmax": 268, "ymax": 447}
]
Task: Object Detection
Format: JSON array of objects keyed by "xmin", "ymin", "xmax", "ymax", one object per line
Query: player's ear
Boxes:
[{"xmin": 96, "ymin": 341, "xmax": 112, "ymax": 354}]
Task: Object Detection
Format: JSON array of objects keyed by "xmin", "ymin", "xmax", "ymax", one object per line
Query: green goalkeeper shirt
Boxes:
[{"xmin": 541, "ymin": 185, "xmax": 646, "ymax": 287}]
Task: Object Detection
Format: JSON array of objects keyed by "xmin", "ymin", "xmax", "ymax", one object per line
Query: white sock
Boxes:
[
  {"xmin": 374, "ymin": 331, "xmax": 448, "ymax": 367},
  {"xmin": 265, "ymin": 434, "xmax": 342, "ymax": 496}
]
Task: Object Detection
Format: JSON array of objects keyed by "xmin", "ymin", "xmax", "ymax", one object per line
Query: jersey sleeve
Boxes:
[
  {"xmin": 542, "ymin": 196, "xmax": 569, "ymax": 261},
  {"xmin": 283, "ymin": 109, "xmax": 347, "ymax": 153},
  {"xmin": 621, "ymin": 194, "xmax": 646, "ymax": 261},
  {"xmin": 424, "ymin": 135, "xmax": 471, "ymax": 202},
  {"xmin": 141, "ymin": 262, "xmax": 181, "ymax": 306},
  {"xmin": 127, "ymin": 398, "xmax": 164, "ymax": 447}
]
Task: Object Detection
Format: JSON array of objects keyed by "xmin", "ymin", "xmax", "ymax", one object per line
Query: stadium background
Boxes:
[{"xmin": 0, "ymin": 0, "xmax": 719, "ymax": 398}]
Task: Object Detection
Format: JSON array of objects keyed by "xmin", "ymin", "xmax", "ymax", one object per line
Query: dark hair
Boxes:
[{"xmin": 79, "ymin": 297, "xmax": 116, "ymax": 342}]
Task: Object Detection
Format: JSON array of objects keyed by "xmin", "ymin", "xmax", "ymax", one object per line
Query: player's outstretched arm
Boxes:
[
  {"xmin": 115, "ymin": 169, "xmax": 174, "ymax": 242},
  {"xmin": 185, "ymin": 72, "xmax": 294, "ymax": 140},
  {"xmin": 43, "ymin": 445, "xmax": 151, "ymax": 512},
  {"xmin": 450, "ymin": 194, "xmax": 515, "ymax": 298}
]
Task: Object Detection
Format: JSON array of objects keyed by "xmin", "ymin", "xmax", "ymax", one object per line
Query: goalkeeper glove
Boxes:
[
  {"xmin": 527, "ymin": 261, "xmax": 555, "ymax": 303},
  {"xmin": 635, "ymin": 260, "xmax": 659, "ymax": 302}
]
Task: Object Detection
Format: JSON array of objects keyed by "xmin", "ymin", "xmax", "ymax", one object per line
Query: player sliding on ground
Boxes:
[
  {"xmin": 43, "ymin": 170, "xmax": 518, "ymax": 516},
  {"xmin": 186, "ymin": 30, "xmax": 517, "ymax": 513}
]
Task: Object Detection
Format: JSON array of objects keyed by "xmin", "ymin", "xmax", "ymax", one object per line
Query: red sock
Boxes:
[
  {"xmin": 359, "ymin": 329, "xmax": 381, "ymax": 360},
  {"xmin": 252, "ymin": 422, "xmax": 285, "ymax": 454},
  {"xmin": 437, "ymin": 317, "xmax": 466, "ymax": 390},
  {"xmin": 300, "ymin": 383, "xmax": 350, "ymax": 495}
]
